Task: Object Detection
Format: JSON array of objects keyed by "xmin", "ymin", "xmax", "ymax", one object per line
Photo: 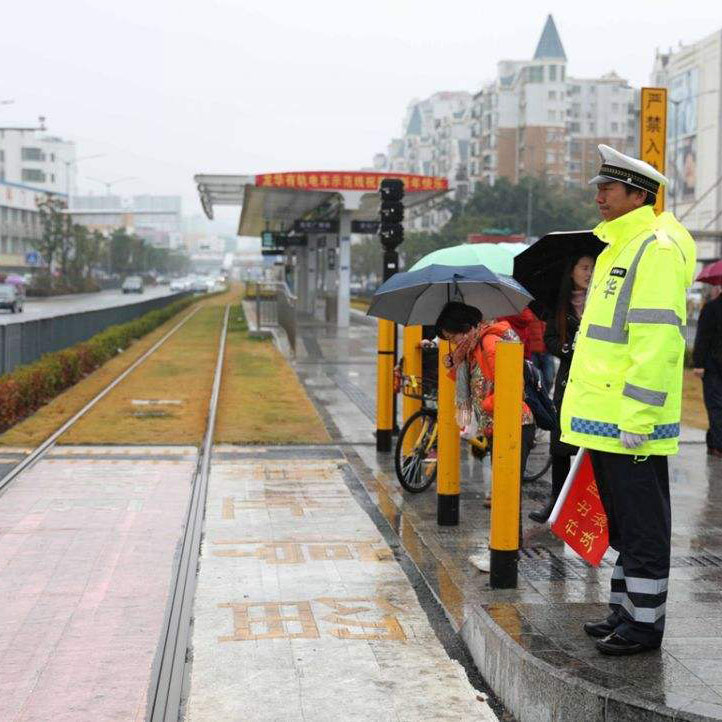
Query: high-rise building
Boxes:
[
  {"xmin": 468, "ymin": 15, "xmax": 637, "ymax": 191},
  {"xmin": 380, "ymin": 91, "xmax": 471, "ymax": 229},
  {"xmin": 651, "ymin": 29, "xmax": 722, "ymax": 231}
]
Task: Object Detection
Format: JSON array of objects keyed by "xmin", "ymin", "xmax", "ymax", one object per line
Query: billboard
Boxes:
[{"xmin": 668, "ymin": 69, "xmax": 699, "ymax": 203}]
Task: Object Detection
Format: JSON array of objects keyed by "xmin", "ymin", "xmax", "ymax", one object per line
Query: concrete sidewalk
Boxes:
[
  {"xmin": 185, "ymin": 445, "xmax": 496, "ymax": 721},
  {"xmin": 289, "ymin": 311, "xmax": 722, "ymax": 722}
]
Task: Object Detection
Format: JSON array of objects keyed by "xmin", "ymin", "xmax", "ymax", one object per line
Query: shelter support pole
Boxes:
[
  {"xmin": 376, "ymin": 319, "xmax": 395, "ymax": 452},
  {"xmin": 336, "ymin": 210, "xmax": 351, "ymax": 328},
  {"xmin": 489, "ymin": 341, "xmax": 524, "ymax": 588},
  {"xmin": 401, "ymin": 326, "xmax": 422, "ymax": 455},
  {"xmin": 437, "ymin": 340, "xmax": 460, "ymax": 525}
]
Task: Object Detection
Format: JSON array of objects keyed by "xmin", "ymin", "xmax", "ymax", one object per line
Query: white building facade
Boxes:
[
  {"xmin": 651, "ymin": 29, "xmax": 722, "ymax": 231},
  {"xmin": 0, "ymin": 130, "xmax": 76, "ymax": 198},
  {"xmin": 0, "ymin": 180, "xmax": 52, "ymax": 270}
]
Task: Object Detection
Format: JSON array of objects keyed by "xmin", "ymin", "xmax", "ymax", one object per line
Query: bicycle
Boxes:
[{"xmin": 394, "ymin": 367, "xmax": 552, "ymax": 492}]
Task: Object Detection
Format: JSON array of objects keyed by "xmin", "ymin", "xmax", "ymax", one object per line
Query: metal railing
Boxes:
[
  {"xmin": 248, "ymin": 281, "xmax": 297, "ymax": 354},
  {"xmin": 0, "ymin": 291, "xmax": 189, "ymax": 375}
]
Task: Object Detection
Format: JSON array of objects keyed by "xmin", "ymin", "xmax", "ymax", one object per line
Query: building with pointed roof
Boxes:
[
  {"xmin": 533, "ymin": 14, "xmax": 567, "ymax": 61},
  {"xmin": 467, "ymin": 14, "xmax": 636, "ymax": 190}
]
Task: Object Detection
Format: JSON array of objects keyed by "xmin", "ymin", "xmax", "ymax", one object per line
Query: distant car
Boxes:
[
  {"xmin": 156, "ymin": 275, "xmax": 169, "ymax": 285},
  {"xmin": 169, "ymin": 278, "xmax": 187, "ymax": 292},
  {"xmin": 0, "ymin": 283, "xmax": 24, "ymax": 313},
  {"xmin": 191, "ymin": 278, "xmax": 209, "ymax": 293},
  {"xmin": 122, "ymin": 276, "xmax": 144, "ymax": 294}
]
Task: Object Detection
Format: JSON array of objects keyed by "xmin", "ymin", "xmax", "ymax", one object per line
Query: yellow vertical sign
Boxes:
[{"xmin": 640, "ymin": 87, "xmax": 668, "ymax": 214}]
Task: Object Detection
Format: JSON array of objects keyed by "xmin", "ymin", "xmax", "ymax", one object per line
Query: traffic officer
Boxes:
[{"xmin": 560, "ymin": 144, "xmax": 696, "ymax": 655}]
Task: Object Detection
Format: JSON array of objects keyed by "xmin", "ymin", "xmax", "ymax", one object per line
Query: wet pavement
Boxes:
[
  {"xmin": 186, "ymin": 445, "xmax": 496, "ymax": 721},
  {"xmin": 0, "ymin": 286, "xmax": 181, "ymax": 325},
  {"xmin": 288, "ymin": 310, "xmax": 722, "ymax": 721},
  {"xmin": 0, "ymin": 445, "xmax": 197, "ymax": 721}
]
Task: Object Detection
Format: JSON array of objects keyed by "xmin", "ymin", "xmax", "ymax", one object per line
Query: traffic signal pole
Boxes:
[{"xmin": 376, "ymin": 179, "xmax": 404, "ymax": 453}]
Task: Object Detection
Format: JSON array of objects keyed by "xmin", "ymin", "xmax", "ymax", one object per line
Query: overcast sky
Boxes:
[{"xmin": 2, "ymin": 0, "xmax": 720, "ymax": 225}]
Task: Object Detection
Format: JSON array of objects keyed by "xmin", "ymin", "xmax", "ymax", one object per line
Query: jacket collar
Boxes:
[{"xmin": 593, "ymin": 205, "xmax": 657, "ymax": 247}]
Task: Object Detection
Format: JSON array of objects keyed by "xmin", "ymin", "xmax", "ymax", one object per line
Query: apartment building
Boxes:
[{"xmin": 468, "ymin": 16, "xmax": 636, "ymax": 191}]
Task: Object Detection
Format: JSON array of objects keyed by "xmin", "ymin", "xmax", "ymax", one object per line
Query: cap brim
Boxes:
[{"xmin": 588, "ymin": 174, "xmax": 616, "ymax": 186}]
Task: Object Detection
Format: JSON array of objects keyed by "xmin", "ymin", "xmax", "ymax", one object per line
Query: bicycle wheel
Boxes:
[
  {"xmin": 395, "ymin": 409, "xmax": 438, "ymax": 493},
  {"xmin": 523, "ymin": 450, "xmax": 553, "ymax": 482}
]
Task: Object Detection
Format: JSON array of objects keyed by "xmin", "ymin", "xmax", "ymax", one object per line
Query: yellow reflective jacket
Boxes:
[{"xmin": 560, "ymin": 206, "xmax": 696, "ymax": 455}]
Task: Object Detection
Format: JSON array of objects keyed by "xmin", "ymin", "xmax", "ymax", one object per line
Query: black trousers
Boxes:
[
  {"xmin": 588, "ymin": 450, "xmax": 671, "ymax": 647},
  {"xmin": 703, "ymin": 370, "xmax": 722, "ymax": 452}
]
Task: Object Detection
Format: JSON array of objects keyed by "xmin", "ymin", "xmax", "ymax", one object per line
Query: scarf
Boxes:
[
  {"xmin": 449, "ymin": 323, "xmax": 486, "ymax": 427},
  {"xmin": 570, "ymin": 288, "xmax": 586, "ymax": 318}
]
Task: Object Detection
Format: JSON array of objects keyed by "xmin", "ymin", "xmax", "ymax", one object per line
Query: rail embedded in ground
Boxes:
[{"xmin": 147, "ymin": 304, "xmax": 230, "ymax": 722}]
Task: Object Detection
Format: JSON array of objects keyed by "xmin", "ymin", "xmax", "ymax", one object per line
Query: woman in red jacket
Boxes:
[{"xmin": 435, "ymin": 301, "xmax": 535, "ymax": 473}]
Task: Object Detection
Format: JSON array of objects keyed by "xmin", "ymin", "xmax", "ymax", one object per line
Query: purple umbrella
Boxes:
[{"xmin": 4, "ymin": 274, "xmax": 26, "ymax": 286}]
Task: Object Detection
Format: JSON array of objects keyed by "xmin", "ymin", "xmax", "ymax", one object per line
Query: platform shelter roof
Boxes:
[{"xmin": 194, "ymin": 171, "xmax": 449, "ymax": 236}]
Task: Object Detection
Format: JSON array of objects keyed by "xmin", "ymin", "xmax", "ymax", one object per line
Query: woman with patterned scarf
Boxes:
[{"xmin": 435, "ymin": 302, "xmax": 536, "ymax": 507}]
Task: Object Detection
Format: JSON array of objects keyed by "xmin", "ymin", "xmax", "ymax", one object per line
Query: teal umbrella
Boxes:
[{"xmin": 409, "ymin": 243, "xmax": 520, "ymax": 275}]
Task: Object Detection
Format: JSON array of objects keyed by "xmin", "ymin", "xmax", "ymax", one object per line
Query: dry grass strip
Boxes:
[
  {"xmin": 682, "ymin": 369, "xmax": 708, "ymax": 430},
  {"xmin": 57, "ymin": 305, "xmax": 224, "ymax": 445},
  {"xmin": 214, "ymin": 318, "xmax": 330, "ymax": 445}
]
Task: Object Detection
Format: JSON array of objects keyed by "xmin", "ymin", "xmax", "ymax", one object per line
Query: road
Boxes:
[{"xmin": 0, "ymin": 286, "xmax": 181, "ymax": 325}]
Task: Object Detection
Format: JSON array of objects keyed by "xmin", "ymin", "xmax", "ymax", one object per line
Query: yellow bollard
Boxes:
[
  {"xmin": 376, "ymin": 319, "xmax": 395, "ymax": 452},
  {"xmin": 489, "ymin": 341, "xmax": 524, "ymax": 588},
  {"xmin": 401, "ymin": 326, "xmax": 423, "ymax": 455},
  {"xmin": 437, "ymin": 339, "xmax": 460, "ymax": 525}
]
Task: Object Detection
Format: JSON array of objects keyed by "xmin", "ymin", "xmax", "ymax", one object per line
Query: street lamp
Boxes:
[
  {"xmin": 85, "ymin": 175, "xmax": 138, "ymax": 196},
  {"xmin": 64, "ymin": 154, "xmax": 105, "ymax": 209}
]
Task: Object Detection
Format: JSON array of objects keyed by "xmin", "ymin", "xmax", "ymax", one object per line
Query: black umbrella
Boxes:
[
  {"xmin": 513, "ymin": 231, "xmax": 605, "ymax": 316},
  {"xmin": 367, "ymin": 264, "xmax": 533, "ymax": 325}
]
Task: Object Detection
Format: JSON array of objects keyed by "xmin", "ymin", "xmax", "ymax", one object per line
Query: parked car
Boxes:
[
  {"xmin": 191, "ymin": 277, "xmax": 209, "ymax": 293},
  {"xmin": 122, "ymin": 276, "xmax": 144, "ymax": 294},
  {"xmin": 156, "ymin": 275, "xmax": 169, "ymax": 285},
  {"xmin": 0, "ymin": 283, "xmax": 25, "ymax": 313},
  {"xmin": 169, "ymin": 278, "xmax": 187, "ymax": 292}
]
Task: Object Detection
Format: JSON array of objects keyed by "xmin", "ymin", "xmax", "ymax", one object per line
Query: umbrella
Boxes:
[
  {"xmin": 4, "ymin": 274, "xmax": 26, "ymax": 286},
  {"xmin": 513, "ymin": 231, "xmax": 605, "ymax": 316},
  {"xmin": 697, "ymin": 259, "xmax": 722, "ymax": 286},
  {"xmin": 367, "ymin": 263, "xmax": 533, "ymax": 326},
  {"xmin": 409, "ymin": 242, "xmax": 517, "ymax": 274}
]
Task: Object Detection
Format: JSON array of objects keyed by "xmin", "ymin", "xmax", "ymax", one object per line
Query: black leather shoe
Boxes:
[
  {"xmin": 596, "ymin": 633, "xmax": 659, "ymax": 656},
  {"xmin": 528, "ymin": 502, "xmax": 553, "ymax": 524},
  {"xmin": 583, "ymin": 620, "xmax": 616, "ymax": 638}
]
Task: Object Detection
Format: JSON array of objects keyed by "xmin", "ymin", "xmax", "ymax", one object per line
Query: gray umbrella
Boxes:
[{"xmin": 367, "ymin": 264, "xmax": 533, "ymax": 325}]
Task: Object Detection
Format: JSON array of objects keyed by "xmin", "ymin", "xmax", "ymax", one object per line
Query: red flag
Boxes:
[{"xmin": 549, "ymin": 449, "xmax": 609, "ymax": 566}]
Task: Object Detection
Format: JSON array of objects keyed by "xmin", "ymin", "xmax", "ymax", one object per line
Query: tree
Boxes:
[{"xmin": 36, "ymin": 195, "xmax": 72, "ymax": 270}]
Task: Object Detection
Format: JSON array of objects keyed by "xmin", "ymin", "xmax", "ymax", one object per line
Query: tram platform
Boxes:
[{"xmin": 284, "ymin": 310, "xmax": 722, "ymax": 722}]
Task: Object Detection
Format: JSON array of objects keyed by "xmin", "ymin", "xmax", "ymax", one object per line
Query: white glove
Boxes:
[{"xmin": 620, "ymin": 431, "xmax": 648, "ymax": 449}]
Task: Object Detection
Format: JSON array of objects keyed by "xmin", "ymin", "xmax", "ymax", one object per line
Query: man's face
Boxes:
[{"xmin": 595, "ymin": 181, "xmax": 646, "ymax": 221}]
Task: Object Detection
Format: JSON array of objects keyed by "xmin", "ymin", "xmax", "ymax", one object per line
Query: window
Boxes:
[
  {"xmin": 561, "ymin": 66, "xmax": 565, "ymax": 81},
  {"xmin": 548, "ymin": 90, "xmax": 556, "ymax": 100},
  {"xmin": 50, "ymin": 174, "xmax": 55, "ymax": 183},
  {"xmin": 611, "ymin": 122, "xmax": 619, "ymax": 133},
  {"xmin": 588, "ymin": 122, "xmax": 596, "ymax": 133},
  {"xmin": 50, "ymin": 153, "xmax": 55, "ymax": 162},
  {"xmin": 0, "ymin": 150, "xmax": 4, "ymax": 161},
  {"xmin": 546, "ymin": 150, "xmax": 556, "ymax": 163},
  {"xmin": 21, "ymin": 147, "xmax": 45, "ymax": 162},
  {"xmin": 549, "ymin": 65, "xmax": 557, "ymax": 81},
  {"xmin": 569, "ymin": 122, "xmax": 581, "ymax": 132},
  {"xmin": 611, "ymin": 103, "xmax": 619, "ymax": 112},
  {"xmin": 528, "ymin": 66, "xmax": 543, "ymax": 83},
  {"xmin": 21, "ymin": 168, "xmax": 46, "ymax": 183}
]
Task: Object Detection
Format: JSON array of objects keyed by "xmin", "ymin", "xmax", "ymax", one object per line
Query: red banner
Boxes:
[
  {"xmin": 254, "ymin": 171, "xmax": 448, "ymax": 193},
  {"xmin": 550, "ymin": 450, "xmax": 609, "ymax": 566}
]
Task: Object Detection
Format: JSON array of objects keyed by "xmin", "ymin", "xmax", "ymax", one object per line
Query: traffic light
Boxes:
[{"xmin": 379, "ymin": 178, "xmax": 404, "ymax": 250}]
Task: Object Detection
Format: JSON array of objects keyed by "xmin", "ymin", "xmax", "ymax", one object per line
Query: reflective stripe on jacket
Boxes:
[{"xmin": 560, "ymin": 206, "xmax": 696, "ymax": 455}]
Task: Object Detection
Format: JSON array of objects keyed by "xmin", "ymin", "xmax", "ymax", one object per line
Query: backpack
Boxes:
[{"xmin": 523, "ymin": 361, "xmax": 557, "ymax": 431}]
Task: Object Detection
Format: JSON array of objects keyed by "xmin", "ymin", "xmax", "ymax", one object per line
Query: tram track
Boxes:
[
  {"xmin": 147, "ymin": 303, "xmax": 230, "ymax": 722},
  {"xmin": 0, "ymin": 302, "xmax": 203, "ymax": 496}
]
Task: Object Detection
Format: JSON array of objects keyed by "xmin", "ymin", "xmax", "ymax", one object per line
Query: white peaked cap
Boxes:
[{"xmin": 589, "ymin": 144, "xmax": 669, "ymax": 195}]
